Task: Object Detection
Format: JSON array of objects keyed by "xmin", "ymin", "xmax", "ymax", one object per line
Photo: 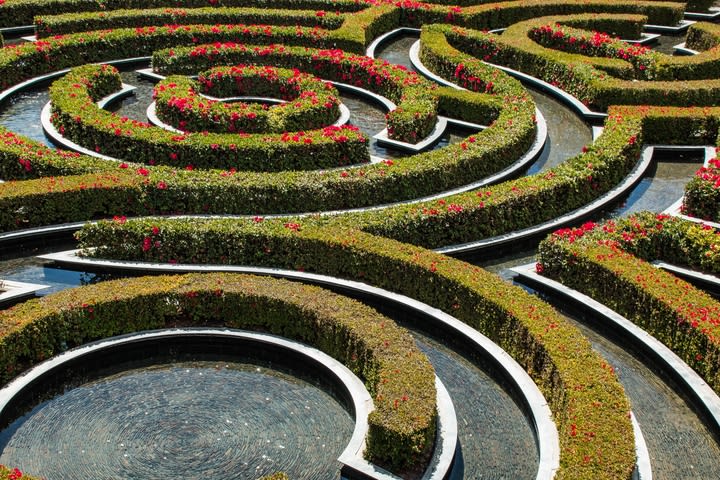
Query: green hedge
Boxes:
[
  {"xmin": 537, "ymin": 213, "xmax": 720, "ymax": 393},
  {"xmin": 685, "ymin": 157, "xmax": 720, "ymax": 222},
  {"xmin": 0, "ymin": 272, "xmax": 437, "ymax": 470},
  {"xmin": 75, "ymin": 220, "xmax": 635, "ymax": 480},
  {"xmin": 49, "ymin": 64, "xmax": 368, "ymax": 171},
  {"xmin": 1, "ymin": 0, "xmax": 367, "ymax": 27},
  {"xmin": 0, "ymin": 23, "xmax": 360, "ymax": 93},
  {"xmin": 154, "ymin": 65, "xmax": 342, "ymax": 134},
  {"xmin": 34, "ymin": 6, "xmax": 345, "ymax": 38},
  {"xmin": 396, "ymin": 0, "xmax": 682, "ymax": 32}
]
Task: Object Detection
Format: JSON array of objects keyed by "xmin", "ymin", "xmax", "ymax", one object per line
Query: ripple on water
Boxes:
[{"xmin": 0, "ymin": 361, "xmax": 353, "ymax": 479}]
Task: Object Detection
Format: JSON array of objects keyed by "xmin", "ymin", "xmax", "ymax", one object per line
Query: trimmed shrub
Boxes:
[
  {"xmin": 34, "ymin": 7, "xmax": 345, "ymax": 38},
  {"xmin": 154, "ymin": 65, "xmax": 342, "ymax": 134},
  {"xmin": 1, "ymin": 0, "xmax": 367, "ymax": 27},
  {"xmin": 0, "ymin": 272, "xmax": 437, "ymax": 470},
  {"xmin": 152, "ymin": 42, "xmax": 440, "ymax": 143},
  {"xmin": 685, "ymin": 157, "xmax": 720, "ymax": 222},
  {"xmin": 49, "ymin": 64, "xmax": 368, "ymax": 171},
  {"xmin": 444, "ymin": 16, "xmax": 720, "ymax": 109}
]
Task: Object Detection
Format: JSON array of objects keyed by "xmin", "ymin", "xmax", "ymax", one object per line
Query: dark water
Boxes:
[{"xmin": 0, "ymin": 361, "xmax": 352, "ymax": 479}]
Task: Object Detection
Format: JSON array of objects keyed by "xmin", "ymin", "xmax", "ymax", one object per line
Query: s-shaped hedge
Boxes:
[
  {"xmin": 75, "ymin": 219, "xmax": 635, "ymax": 479},
  {"xmin": 443, "ymin": 14, "xmax": 720, "ymax": 109},
  {"xmin": 0, "ymin": 272, "xmax": 437, "ymax": 471}
]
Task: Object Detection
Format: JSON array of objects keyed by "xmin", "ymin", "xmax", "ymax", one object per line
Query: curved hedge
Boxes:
[
  {"xmin": 50, "ymin": 64, "xmax": 368, "ymax": 171},
  {"xmin": 0, "ymin": 272, "xmax": 437, "ymax": 470},
  {"xmin": 0, "ymin": 45, "xmax": 534, "ymax": 224},
  {"xmin": 75, "ymin": 219, "xmax": 635, "ymax": 479},
  {"xmin": 443, "ymin": 15, "xmax": 720, "ymax": 109},
  {"xmin": 154, "ymin": 65, "xmax": 342, "ymax": 134},
  {"xmin": 537, "ymin": 212, "xmax": 720, "ymax": 393},
  {"xmin": 151, "ymin": 42, "xmax": 440, "ymax": 143},
  {"xmin": 1, "ymin": 0, "xmax": 368, "ymax": 27}
]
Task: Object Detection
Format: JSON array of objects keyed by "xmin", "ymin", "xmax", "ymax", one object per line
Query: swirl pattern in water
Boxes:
[{"xmin": 0, "ymin": 361, "xmax": 353, "ymax": 479}]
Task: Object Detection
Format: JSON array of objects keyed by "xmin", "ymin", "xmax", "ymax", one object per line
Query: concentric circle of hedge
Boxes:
[
  {"xmin": 4, "ymin": 0, "xmax": 720, "ymax": 478},
  {"xmin": 155, "ymin": 64, "xmax": 343, "ymax": 134},
  {"xmin": 50, "ymin": 63, "xmax": 368, "ymax": 171}
]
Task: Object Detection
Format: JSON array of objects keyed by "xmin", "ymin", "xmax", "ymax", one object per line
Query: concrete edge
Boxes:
[{"xmin": 0, "ymin": 280, "xmax": 50, "ymax": 307}]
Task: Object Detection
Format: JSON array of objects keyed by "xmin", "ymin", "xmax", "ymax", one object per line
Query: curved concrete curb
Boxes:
[
  {"xmin": 37, "ymin": 250, "xmax": 561, "ymax": 480},
  {"xmin": 0, "ymin": 327, "xmax": 450, "ymax": 480},
  {"xmin": 0, "ymin": 280, "xmax": 49, "ymax": 307},
  {"xmin": 511, "ymin": 262, "xmax": 720, "ymax": 471}
]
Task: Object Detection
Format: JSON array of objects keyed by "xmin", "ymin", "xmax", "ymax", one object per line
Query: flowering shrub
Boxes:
[
  {"xmin": 154, "ymin": 65, "xmax": 341, "ymax": 133},
  {"xmin": 50, "ymin": 64, "xmax": 368, "ymax": 171},
  {"xmin": 538, "ymin": 212, "xmax": 720, "ymax": 393},
  {"xmin": 685, "ymin": 157, "xmax": 720, "ymax": 222},
  {"xmin": 445, "ymin": 15, "xmax": 720, "ymax": 109},
  {"xmin": 529, "ymin": 22, "xmax": 660, "ymax": 79},
  {"xmin": 0, "ymin": 273, "xmax": 436, "ymax": 471},
  {"xmin": 0, "ymin": 0, "xmax": 367, "ymax": 27},
  {"xmin": 0, "ymin": 466, "xmax": 37, "ymax": 480}
]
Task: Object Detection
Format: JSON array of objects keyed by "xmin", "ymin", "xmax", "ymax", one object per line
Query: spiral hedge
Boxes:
[{"xmin": 2, "ymin": 0, "xmax": 720, "ymax": 478}]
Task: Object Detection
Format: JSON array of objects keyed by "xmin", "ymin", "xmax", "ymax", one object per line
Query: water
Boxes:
[
  {"xmin": 0, "ymin": 361, "xmax": 352, "ymax": 479},
  {"xmin": 0, "ymin": 89, "xmax": 51, "ymax": 147},
  {"xmin": 413, "ymin": 332, "xmax": 537, "ymax": 479}
]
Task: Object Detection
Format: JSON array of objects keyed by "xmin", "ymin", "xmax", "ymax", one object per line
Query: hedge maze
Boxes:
[{"xmin": 1, "ymin": 0, "xmax": 720, "ymax": 478}]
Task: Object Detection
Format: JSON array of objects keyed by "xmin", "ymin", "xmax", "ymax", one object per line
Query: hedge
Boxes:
[
  {"xmin": 0, "ymin": 466, "xmax": 36, "ymax": 480},
  {"xmin": 0, "ymin": 40, "xmax": 536, "ymax": 228},
  {"xmin": 0, "ymin": 272, "xmax": 437, "ymax": 471},
  {"xmin": 393, "ymin": 0, "xmax": 683, "ymax": 33},
  {"xmin": 75, "ymin": 219, "xmax": 634, "ymax": 480},
  {"xmin": 34, "ymin": 7, "xmax": 345, "ymax": 38},
  {"xmin": 685, "ymin": 157, "xmax": 720, "ymax": 222},
  {"xmin": 444, "ymin": 16, "xmax": 720, "ymax": 109},
  {"xmin": 0, "ymin": 23, "xmax": 357, "ymax": 93},
  {"xmin": 537, "ymin": 213, "xmax": 720, "ymax": 393},
  {"xmin": 1, "ymin": 0, "xmax": 368, "ymax": 27},
  {"xmin": 49, "ymin": 64, "xmax": 368, "ymax": 171},
  {"xmin": 154, "ymin": 65, "xmax": 342, "ymax": 134}
]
